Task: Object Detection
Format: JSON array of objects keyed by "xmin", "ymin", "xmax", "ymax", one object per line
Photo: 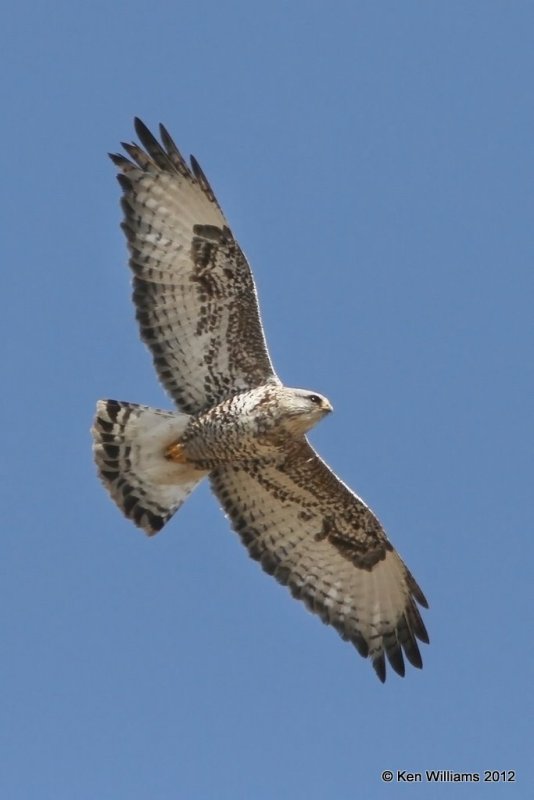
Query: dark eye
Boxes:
[{"xmin": 307, "ymin": 394, "xmax": 322, "ymax": 405}]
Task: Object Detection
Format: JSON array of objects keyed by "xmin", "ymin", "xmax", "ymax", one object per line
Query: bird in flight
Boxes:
[{"xmin": 92, "ymin": 118, "xmax": 429, "ymax": 681}]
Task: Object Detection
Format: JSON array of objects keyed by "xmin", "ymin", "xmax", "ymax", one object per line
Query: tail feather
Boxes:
[{"xmin": 92, "ymin": 399, "xmax": 207, "ymax": 535}]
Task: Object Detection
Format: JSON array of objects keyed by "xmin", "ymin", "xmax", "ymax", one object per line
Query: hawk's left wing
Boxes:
[
  {"xmin": 111, "ymin": 119, "xmax": 280, "ymax": 415},
  {"xmin": 210, "ymin": 440, "xmax": 428, "ymax": 681}
]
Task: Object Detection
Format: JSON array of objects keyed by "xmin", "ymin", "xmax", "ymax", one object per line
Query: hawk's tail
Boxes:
[{"xmin": 92, "ymin": 400, "xmax": 207, "ymax": 535}]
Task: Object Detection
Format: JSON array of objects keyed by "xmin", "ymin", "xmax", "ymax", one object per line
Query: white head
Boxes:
[{"xmin": 274, "ymin": 386, "xmax": 333, "ymax": 437}]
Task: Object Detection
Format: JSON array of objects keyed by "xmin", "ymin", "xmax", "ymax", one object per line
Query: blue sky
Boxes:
[{"xmin": 2, "ymin": 1, "xmax": 533, "ymax": 797}]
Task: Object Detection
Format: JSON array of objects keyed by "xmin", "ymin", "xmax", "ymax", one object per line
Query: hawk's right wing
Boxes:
[
  {"xmin": 111, "ymin": 119, "xmax": 280, "ymax": 415},
  {"xmin": 210, "ymin": 439, "xmax": 429, "ymax": 682}
]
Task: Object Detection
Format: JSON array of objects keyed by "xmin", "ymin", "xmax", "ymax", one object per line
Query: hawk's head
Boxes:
[{"xmin": 273, "ymin": 387, "xmax": 333, "ymax": 438}]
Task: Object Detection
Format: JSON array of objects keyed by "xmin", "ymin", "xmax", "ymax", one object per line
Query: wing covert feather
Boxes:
[
  {"xmin": 112, "ymin": 119, "xmax": 279, "ymax": 414},
  {"xmin": 210, "ymin": 440, "xmax": 428, "ymax": 681}
]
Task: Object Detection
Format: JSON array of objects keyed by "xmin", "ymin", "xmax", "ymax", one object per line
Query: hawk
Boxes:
[{"xmin": 92, "ymin": 119, "xmax": 429, "ymax": 681}]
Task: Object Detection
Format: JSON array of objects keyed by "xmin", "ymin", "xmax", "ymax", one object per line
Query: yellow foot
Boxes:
[{"xmin": 165, "ymin": 441, "xmax": 189, "ymax": 464}]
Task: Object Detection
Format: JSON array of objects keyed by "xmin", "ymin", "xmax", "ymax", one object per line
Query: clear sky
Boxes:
[{"xmin": 2, "ymin": 1, "xmax": 533, "ymax": 797}]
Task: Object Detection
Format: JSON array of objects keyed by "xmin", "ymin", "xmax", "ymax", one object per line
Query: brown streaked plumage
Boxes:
[{"xmin": 92, "ymin": 119, "xmax": 429, "ymax": 682}]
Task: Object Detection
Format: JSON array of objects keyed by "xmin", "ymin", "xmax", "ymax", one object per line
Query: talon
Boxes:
[{"xmin": 165, "ymin": 441, "xmax": 189, "ymax": 463}]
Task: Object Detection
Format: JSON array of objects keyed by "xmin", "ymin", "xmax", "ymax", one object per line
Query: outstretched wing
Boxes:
[
  {"xmin": 111, "ymin": 119, "xmax": 279, "ymax": 414},
  {"xmin": 210, "ymin": 440, "xmax": 429, "ymax": 681}
]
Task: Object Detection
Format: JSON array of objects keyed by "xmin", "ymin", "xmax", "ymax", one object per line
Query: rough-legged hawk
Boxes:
[{"xmin": 92, "ymin": 119, "xmax": 429, "ymax": 681}]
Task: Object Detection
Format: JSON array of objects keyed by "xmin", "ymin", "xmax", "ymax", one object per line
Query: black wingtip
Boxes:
[
  {"xmin": 407, "ymin": 569, "xmax": 429, "ymax": 609},
  {"xmin": 133, "ymin": 116, "xmax": 149, "ymax": 138},
  {"xmin": 190, "ymin": 154, "xmax": 203, "ymax": 180},
  {"xmin": 349, "ymin": 632, "xmax": 369, "ymax": 659},
  {"xmin": 412, "ymin": 610, "xmax": 430, "ymax": 645},
  {"xmin": 190, "ymin": 154, "xmax": 212, "ymax": 189},
  {"xmin": 159, "ymin": 121, "xmax": 175, "ymax": 147},
  {"xmin": 133, "ymin": 118, "xmax": 159, "ymax": 151},
  {"xmin": 387, "ymin": 647, "xmax": 406, "ymax": 678},
  {"xmin": 373, "ymin": 653, "xmax": 386, "ymax": 683},
  {"xmin": 416, "ymin": 590, "xmax": 429, "ymax": 610},
  {"xmin": 417, "ymin": 626, "xmax": 430, "ymax": 646},
  {"xmin": 132, "ymin": 117, "xmax": 177, "ymax": 171},
  {"xmin": 109, "ymin": 151, "xmax": 130, "ymax": 168},
  {"xmin": 116, "ymin": 173, "xmax": 132, "ymax": 191},
  {"xmin": 406, "ymin": 648, "xmax": 424, "ymax": 670},
  {"xmin": 190, "ymin": 154, "xmax": 217, "ymax": 202}
]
